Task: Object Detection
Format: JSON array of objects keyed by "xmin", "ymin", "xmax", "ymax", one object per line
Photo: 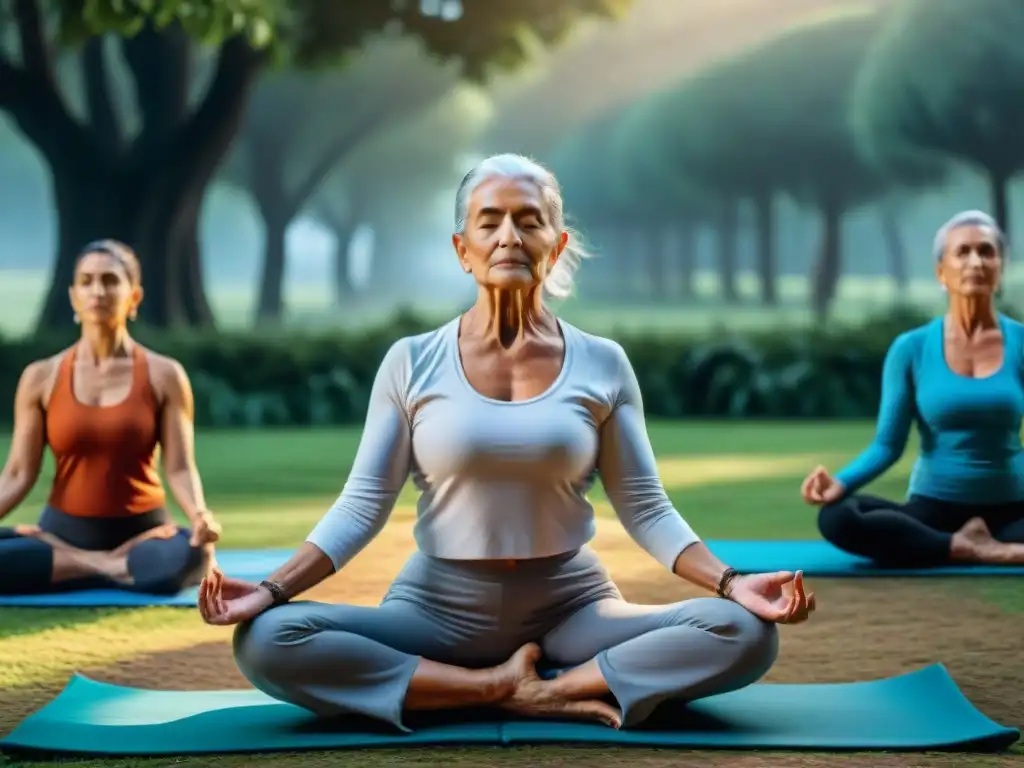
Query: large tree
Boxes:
[
  {"xmin": 546, "ymin": 108, "xmax": 642, "ymax": 301},
  {"xmin": 0, "ymin": 0, "xmax": 630, "ymax": 331},
  {"xmin": 711, "ymin": 10, "xmax": 940, "ymax": 318},
  {"xmin": 313, "ymin": 84, "xmax": 493, "ymax": 304},
  {"xmin": 851, "ymin": 0, "xmax": 1024, "ymax": 233},
  {"xmin": 226, "ymin": 38, "xmax": 457, "ymax": 323},
  {"xmin": 617, "ymin": 42, "xmax": 811, "ymax": 306},
  {"xmin": 482, "ymin": 0, "xmax": 868, "ymax": 158}
]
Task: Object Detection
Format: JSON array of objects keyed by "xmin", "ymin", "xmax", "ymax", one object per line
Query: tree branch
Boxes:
[
  {"xmin": 288, "ymin": 80, "xmax": 447, "ymax": 215},
  {"xmin": 246, "ymin": 129, "xmax": 287, "ymax": 222},
  {"xmin": 82, "ymin": 37, "xmax": 123, "ymax": 158},
  {"xmin": 122, "ymin": 22, "xmax": 192, "ymax": 154},
  {"xmin": 286, "ymin": 109, "xmax": 387, "ymax": 214},
  {"xmin": 0, "ymin": 54, "xmax": 25, "ymax": 107},
  {"xmin": 139, "ymin": 36, "xmax": 265, "ymax": 230},
  {"xmin": 13, "ymin": 0, "xmax": 52, "ymax": 79},
  {"xmin": 6, "ymin": 0, "xmax": 96, "ymax": 165}
]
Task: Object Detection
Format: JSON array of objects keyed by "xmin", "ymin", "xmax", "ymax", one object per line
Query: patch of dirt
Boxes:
[{"xmin": 3, "ymin": 519, "xmax": 1023, "ymax": 767}]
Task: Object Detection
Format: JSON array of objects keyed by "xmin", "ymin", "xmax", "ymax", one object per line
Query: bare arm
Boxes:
[
  {"xmin": 262, "ymin": 340, "xmax": 414, "ymax": 600},
  {"xmin": 157, "ymin": 357, "xmax": 209, "ymax": 524},
  {"xmin": 0, "ymin": 362, "xmax": 49, "ymax": 521}
]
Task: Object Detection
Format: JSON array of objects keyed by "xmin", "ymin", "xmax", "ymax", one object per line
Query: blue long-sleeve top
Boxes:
[{"xmin": 835, "ymin": 315, "xmax": 1024, "ymax": 503}]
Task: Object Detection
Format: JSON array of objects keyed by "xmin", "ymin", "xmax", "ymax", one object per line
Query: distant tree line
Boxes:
[{"xmin": 548, "ymin": 0, "xmax": 1024, "ymax": 318}]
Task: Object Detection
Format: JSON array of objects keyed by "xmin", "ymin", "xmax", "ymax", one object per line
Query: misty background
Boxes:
[{"xmin": 2, "ymin": 0, "xmax": 1023, "ymax": 338}]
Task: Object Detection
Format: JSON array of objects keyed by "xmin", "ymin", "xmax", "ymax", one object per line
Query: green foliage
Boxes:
[
  {"xmin": 287, "ymin": 0, "xmax": 630, "ymax": 79},
  {"xmin": 851, "ymin": 0, "xmax": 1024, "ymax": 179},
  {"xmin": 555, "ymin": 8, "xmax": 945, "ymax": 224},
  {"xmin": 45, "ymin": 0, "xmax": 633, "ymax": 78},
  {"xmin": 56, "ymin": 0, "xmax": 281, "ymax": 48},
  {"xmin": 0, "ymin": 306, "xmax": 953, "ymax": 429}
]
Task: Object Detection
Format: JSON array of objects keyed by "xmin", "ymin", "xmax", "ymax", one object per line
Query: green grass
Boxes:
[
  {"xmin": 0, "ymin": 420, "xmax": 908, "ymax": 543},
  {"xmin": 0, "ymin": 420, "xmax": 1019, "ymax": 768}
]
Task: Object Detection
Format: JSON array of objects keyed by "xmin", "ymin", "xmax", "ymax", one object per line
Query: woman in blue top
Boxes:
[{"xmin": 802, "ymin": 210, "xmax": 1024, "ymax": 567}]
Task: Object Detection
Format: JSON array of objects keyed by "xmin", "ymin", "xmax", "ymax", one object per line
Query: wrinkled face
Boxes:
[
  {"xmin": 452, "ymin": 175, "xmax": 568, "ymax": 292},
  {"xmin": 936, "ymin": 224, "xmax": 1003, "ymax": 298},
  {"xmin": 68, "ymin": 251, "xmax": 142, "ymax": 327}
]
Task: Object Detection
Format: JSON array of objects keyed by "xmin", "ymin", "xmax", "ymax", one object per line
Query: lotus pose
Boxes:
[
  {"xmin": 198, "ymin": 154, "xmax": 815, "ymax": 731},
  {"xmin": 0, "ymin": 240, "xmax": 220, "ymax": 595},
  {"xmin": 804, "ymin": 210, "xmax": 1024, "ymax": 567}
]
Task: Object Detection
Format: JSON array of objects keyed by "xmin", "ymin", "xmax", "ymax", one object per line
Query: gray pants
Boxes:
[{"xmin": 233, "ymin": 547, "xmax": 778, "ymax": 731}]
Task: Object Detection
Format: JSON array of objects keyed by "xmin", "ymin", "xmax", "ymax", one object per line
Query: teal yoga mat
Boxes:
[
  {"xmin": 708, "ymin": 540, "xmax": 1024, "ymax": 577},
  {"xmin": 1, "ymin": 665, "xmax": 1017, "ymax": 756},
  {"xmin": 0, "ymin": 549, "xmax": 293, "ymax": 607},
  {"xmin": 1, "ymin": 541, "xmax": 1021, "ymax": 609}
]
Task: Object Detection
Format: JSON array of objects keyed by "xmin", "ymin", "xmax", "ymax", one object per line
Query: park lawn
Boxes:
[
  {"xmin": 0, "ymin": 419, "xmax": 912, "ymax": 544},
  {"xmin": 1, "ymin": 421, "xmax": 1022, "ymax": 768}
]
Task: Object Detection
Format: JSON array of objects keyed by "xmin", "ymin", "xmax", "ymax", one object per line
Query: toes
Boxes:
[{"xmin": 564, "ymin": 699, "xmax": 622, "ymax": 729}]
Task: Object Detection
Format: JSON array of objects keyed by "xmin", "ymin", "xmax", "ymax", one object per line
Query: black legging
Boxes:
[
  {"xmin": 818, "ymin": 493, "xmax": 1024, "ymax": 567},
  {"xmin": 0, "ymin": 506, "xmax": 206, "ymax": 596}
]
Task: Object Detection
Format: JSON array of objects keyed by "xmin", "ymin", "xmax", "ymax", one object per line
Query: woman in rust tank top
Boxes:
[{"xmin": 0, "ymin": 240, "xmax": 222, "ymax": 595}]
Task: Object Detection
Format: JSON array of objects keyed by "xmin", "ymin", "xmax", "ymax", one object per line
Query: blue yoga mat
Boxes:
[
  {"xmin": 708, "ymin": 540, "xmax": 1024, "ymax": 577},
  {"xmin": 0, "ymin": 549, "xmax": 293, "ymax": 607},
  {"xmin": 0, "ymin": 665, "xmax": 1017, "ymax": 755},
  {"xmin": 1, "ymin": 540, "xmax": 1021, "ymax": 608}
]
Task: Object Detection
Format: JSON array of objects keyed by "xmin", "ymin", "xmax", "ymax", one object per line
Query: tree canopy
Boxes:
[
  {"xmin": 0, "ymin": 0, "xmax": 632, "ymax": 330},
  {"xmin": 223, "ymin": 37, "xmax": 460, "ymax": 321},
  {"xmin": 850, "ymin": 0, "xmax": 1024, "ymax": 232},
  {"xmin": 309, "ymin": 83, "xmax": 492, "ymax": 302}
]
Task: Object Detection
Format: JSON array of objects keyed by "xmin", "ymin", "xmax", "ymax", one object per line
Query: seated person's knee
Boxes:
[
  {"xmin": 232, "ymin": 604, "xmax": 305, "ymax": 686},
  {"xmin": 689, "ymin": 597, "xmax": 779, "ymax": 683},
  {"xmin": 126, "ymin": 529, "xmax": 206, "ymax": 595},
  {"xmin": 816, "ymin": 501, "xmax": 853, "ymax": 545},
  {"xmin": 722, "ymin": 599, "xmax": 779, "ymax": 677}
]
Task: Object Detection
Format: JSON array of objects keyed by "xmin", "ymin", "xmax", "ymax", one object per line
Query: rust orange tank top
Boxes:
[{"xmin": 46, "ymin": 344, "xmax": 166, "ymax": 518}]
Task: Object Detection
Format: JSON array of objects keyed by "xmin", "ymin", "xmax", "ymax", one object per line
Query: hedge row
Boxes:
[{"xmin": 0, "ymin": 306, "xmax": 986, "ymax": 428}]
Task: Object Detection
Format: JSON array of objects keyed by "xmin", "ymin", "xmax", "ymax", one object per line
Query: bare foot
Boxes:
[
  {"xmin": 496, "ymin": 643, "xmax": 622, "ymax": 728},
  {"xmin": 110, "ymin": 524, "xmax": 178, "ymax": 558},
  {"xmin": 951, "ymin": 517, "xmax": 1024, "ymax": 564},
  {"xmin": 83, "ymin": 551, "xmax": 134, "ymax": 585},
  {"xmin": 20, "ymin": 529, "xmax": 76, "ymax": 551}
]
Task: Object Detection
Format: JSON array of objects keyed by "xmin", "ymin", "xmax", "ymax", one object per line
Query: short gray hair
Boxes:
[
  {"xmin": 454, "ymin": 153, "xmax": 590, "ymax": 300},
  {"xmin": 932, "ymin": 209, "xmax": 1007, "ymax": 261}
]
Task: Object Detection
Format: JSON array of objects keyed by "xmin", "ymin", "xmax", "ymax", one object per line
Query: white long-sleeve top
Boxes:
[{"xmin": 307, "ymin": 317, "xmax": 699, "ymax": 572}]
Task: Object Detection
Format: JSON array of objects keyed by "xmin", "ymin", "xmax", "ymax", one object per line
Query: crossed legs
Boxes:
[
  {"xmin": 819, "ymin": 494, "xmax": 1024, "ymax": 567},
  {"xmin": 233, "ymin": 593, "xmax": 777, "ymax": 730},
  {"xmin": 0, "ymin": 524, "xmax": 210, "ymax": 595}
]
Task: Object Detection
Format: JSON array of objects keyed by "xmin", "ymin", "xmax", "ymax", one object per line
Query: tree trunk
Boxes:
[
  {"xmin": 753, "ymin": 194, "xmax": 777, "ymax": 306},
  {"xmin": 878, "ymin": 205, "xmax": 907, "ymax": 290},
  {"xmin": 716, "ymin": 202, "xmax": 739, "ymax": 303},
  {"xmin": 38, "ymin": 164, "xmax": 133, "ymax": 329},
  {"xmin": 989, "ymin": 169, "xmax": 1010, "ymax": 241},
  {"xmin": 647, "ymin": 226, "xmax": 669, "ymax": 301},
  {"xmin": 676, "ymin": 220, "xmax": 696, "ymax": 300},
  {"xmin": 4, "ymin": 19, "xmax": 263, "ymax": 333},
  {"xmin": 256, "ymin": 215, "xmax": 289, "ymax": 324},
  {"xmin": 333, "ymin": 225, "xmax": 356, "ymax": 303},
  {"xmin": 811, "ymin": 198, "xmax": 843, "ymax": 320}
]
